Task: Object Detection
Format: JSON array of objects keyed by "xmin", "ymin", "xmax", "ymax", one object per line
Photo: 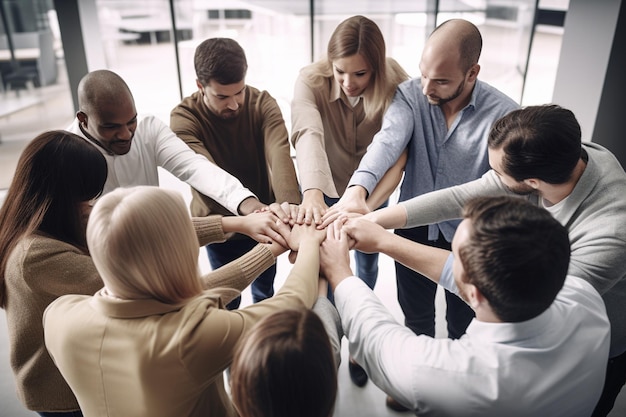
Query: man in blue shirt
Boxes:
[{"xmin": 324, "ymin": 18, "xmax": 518, "ymax": 409}]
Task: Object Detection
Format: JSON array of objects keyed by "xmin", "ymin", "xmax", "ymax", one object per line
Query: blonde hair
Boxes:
[
  {"xmin": 87, "ymin": 186, "xmax": 202, "ymax": 303},
  {"xmin": 301, "ymin": 15, "xmax": 409, "ymax": 119}
]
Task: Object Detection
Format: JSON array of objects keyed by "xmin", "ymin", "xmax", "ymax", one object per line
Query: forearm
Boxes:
[
  {"xmin": 366, "ymin": 149, "xmax": 406, "ymax": 210},
  {"xmin": 192, "ymin": 216, "xmax": 227, "ymax": 246},
  {"xmin": 199, "ymin": 244, "xmax": 275, "ymax": 294},
  {"xmin": 365, "ymin": 204, "xmax": 409, "ymax": 230},
  {"xmin": 376, "ymin": 232, "xmax": 448, "ymax": 283},
  {"xmin": 237, "ymin": 196, "xmax": 266, "ymax": 215}
]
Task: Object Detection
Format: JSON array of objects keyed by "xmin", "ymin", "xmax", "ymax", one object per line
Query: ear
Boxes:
[
  {"xmin": 77, "ymin": 111, "xmax": 87, "ymax": 127},
  {"xmin": 523, "ymin": 178, "xmax": 541, "ymax": 190},
  {"xmin": 465, "ymin": 284, "xmax": 484, "ymax": 310},
  {"xmin": 196, "ymin": 79, "xmax": 204, "ymax": 94},
  {"xmin": 467, "ymin": 64, "xmax": 480, "ymax": 82}
]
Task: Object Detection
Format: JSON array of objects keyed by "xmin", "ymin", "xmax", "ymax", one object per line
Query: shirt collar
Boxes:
[
  {"xmin": 330, "ymin": 76, "xmax": 343, "ymax": 103},
  {"xmin": 465, "ymin": 305, "xmax": 553, "ymax": 344},
  {"xmin": 88, "ymin": 288, "xmax": 224, "ymax": 319},
  {"xmin": 465, "ymin": 80, "xmax": 480, "ymax": 111}
]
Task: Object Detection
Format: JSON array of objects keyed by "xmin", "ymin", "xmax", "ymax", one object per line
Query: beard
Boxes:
[
  {"xmin": 426, "ymin": 78, "xmax": 465, "ymax": 106},
  {"xmin": 505, "ymin": 182, "xmax": 535, "ymax": 195}
]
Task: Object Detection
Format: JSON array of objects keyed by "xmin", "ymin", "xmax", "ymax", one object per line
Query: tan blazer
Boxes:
[{"xmin": 43, "ymin": 243, "xmax": 319, "ymax": 417}]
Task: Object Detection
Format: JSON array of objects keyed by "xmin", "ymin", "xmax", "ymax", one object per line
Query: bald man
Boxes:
[
  {"xmin": 66, "ymin": 70, "xmax": 290, "ymax": 243},
  {"xmin": 325, "ymin": 19, "xmax": 519, "ymax": 408}
]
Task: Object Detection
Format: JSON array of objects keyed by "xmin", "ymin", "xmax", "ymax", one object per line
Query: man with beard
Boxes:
[
  {"xmin": 321, "ymin": 18, "xmax": 518, "ymax": 409},
  {"xmin": 170, "ymin": 38, "xmax": 301, "ymax": 310},
  {"xmin": 320, "ymin": 196, "xmax": 610, "ymax": 417},
  {"xmin": 354, "ymin": 104, "xmax": 626, "ymax": 417}
]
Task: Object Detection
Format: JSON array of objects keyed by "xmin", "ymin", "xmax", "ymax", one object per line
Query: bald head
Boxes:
[
  {"xmin": 78, "ymin": 70, "xmax": 134, "ymax": 114},
  {"xmin": 76, "ymin": 70, "xmax": 138, "ymax": 155},
  {"xmin": 427, "ymin": 19, "xmax": 482, "ymax": 73}
]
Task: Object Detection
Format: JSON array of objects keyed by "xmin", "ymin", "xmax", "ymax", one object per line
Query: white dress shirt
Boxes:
[
  {"xmin": 335, "ymin": 254, "xmax": 610, "ymax": 417},
  {"xmin": 67, "ymin": 116, "xmax": 255, "ymax": 214}
]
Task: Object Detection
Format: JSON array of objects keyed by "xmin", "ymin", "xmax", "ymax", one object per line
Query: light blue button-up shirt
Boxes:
[{"xmin": 348, "ymin": 78, "xmax": 519, "ymax": 241}]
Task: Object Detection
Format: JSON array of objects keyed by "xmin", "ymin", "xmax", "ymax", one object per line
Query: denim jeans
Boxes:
[{"xmin": 205, "ymin": 235, "xmax": 276, "ymax": 310}]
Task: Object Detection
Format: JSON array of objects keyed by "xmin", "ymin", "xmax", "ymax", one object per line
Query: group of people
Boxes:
[{"xmin": 0, "ymin": 13, "xmax": 624, "ymax": 417}]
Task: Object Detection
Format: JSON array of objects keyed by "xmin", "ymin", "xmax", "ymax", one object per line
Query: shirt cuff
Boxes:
[
  {"xmin": 439, "ymin": 254, "xmax": 459, "ymax": 295},
  {"xmin": 334, "ymin": 276, "xmax": 367, "ymax": 310}
]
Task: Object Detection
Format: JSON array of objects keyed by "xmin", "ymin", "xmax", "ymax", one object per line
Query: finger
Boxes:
[
  {"xmin": 313, "ymin": 208, "xmax": 323, "ymax": 225},
  {"xmin": 304, "ymin": 209, "xmax": 313, "ymax": 225},
  {"xmin": 288, "ymin": 250, "xmax": 298, "ymax": 264},
  {"xmin": 296, "ymin": 207, "xmax": 306, "ymax": 225},
  {"xmin": 271, "ymin": 219, "xmax": 290, "ymax": 247},
  {"xmin": 319, "ymin": 210, "xmax": 341, "ymax": 229}
]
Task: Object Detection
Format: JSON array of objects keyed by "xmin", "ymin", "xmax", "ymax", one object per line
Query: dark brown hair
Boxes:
[
  {"xmin": 0, "ymin": 130, "xmax": 107, "ymax": 307},
  {"xmin": 194, "ymin": 37, "xmax": 248, "ymax": 86},
  {"xmin": 459, "ymin": 196, "xmax": 570, "ymax": 322},
  {"xmin": 488, "ymin": 104, "xmax": 583, "ymax": 184},
  {"xmin": 230, "ymin": 308, "xmax": 337, "ymax": 417}
]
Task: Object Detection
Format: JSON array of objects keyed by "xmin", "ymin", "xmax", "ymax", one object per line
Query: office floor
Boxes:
[{"xmin": 1, "ymin": 29, "xmax": 626, "ymax": 417}]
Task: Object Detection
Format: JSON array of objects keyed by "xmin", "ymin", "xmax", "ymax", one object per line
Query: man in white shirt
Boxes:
[
  {"xmin": 320, "ymin": 196, "xmax": 610, "ymax": 417},
  {"xmin": 67, "ymin": 69, "xmax": 289, "ymax": 244}
]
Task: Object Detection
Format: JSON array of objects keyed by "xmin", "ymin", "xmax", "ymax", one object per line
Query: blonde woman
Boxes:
[
  {"xmin": 43, "ymin": 186, "xmax": 325, "ymax": 417},
  {"xmin": 291, "ymin": 14, "xmax": 409, "ymax": 386}
]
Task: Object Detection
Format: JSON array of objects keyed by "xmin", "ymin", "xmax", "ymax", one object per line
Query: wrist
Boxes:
[
  {"xmin": 238, "ymin": 197, "xmax": 264, "ymax": 215},
  {"xmin": 346, "ymin": 185, "xmax": 368, "ymax": 200}
]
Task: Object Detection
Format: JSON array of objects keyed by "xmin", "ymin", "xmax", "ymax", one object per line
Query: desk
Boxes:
[
  {"xmin": 116, "ymin": 18, "xmax": 192, "ymax": 44},
  {"xmin": 0, "ymin": 48, "xmax": 40, "ymax": 61}
]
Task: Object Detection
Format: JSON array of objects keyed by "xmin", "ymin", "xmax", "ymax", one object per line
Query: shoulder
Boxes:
[
  {"xmin": 558, "ymin": 276, "xmax": 607, "ymax": 316},
  {"xmin": 474, "ymin": 80, "xmax": 519, "ymax": 109},
  {"xmin": 23, "ymin": 234, "xmax": 85, "ymax": 261},
  {"xmin": 248, "ymin": 85, "xmax": 279, "ymax": 107}
]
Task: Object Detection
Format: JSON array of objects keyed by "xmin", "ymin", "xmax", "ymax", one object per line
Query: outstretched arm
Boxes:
[{"xmin": 342, "ymin": 218, "xmax": 449, "ymax": 284}]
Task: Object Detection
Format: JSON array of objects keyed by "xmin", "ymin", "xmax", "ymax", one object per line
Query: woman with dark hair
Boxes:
[
  {"xmin": 0, "ymin": 130, "xmax": 107, "ymax": 417},
  {"xmin": 230, "ymin": 308, "xmax": 338, "ymax": 417}
]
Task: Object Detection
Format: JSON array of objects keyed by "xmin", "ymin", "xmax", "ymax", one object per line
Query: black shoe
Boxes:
[
  {"xmin": 348, "ymin": 359, "xmax": 368, "ymax": 387},
  {"xmin": 385, "ymin": 395, "xmax": 410, "ymax": 412}
]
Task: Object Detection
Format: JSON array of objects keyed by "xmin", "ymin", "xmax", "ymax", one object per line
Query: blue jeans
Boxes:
[
  {"xmin": 38, "ymin": 412, "xmax": 83, "ymax": 417},
  {"xmin": 395, "ymin": 226, "xmax": 474, "ymax": 339},
  {"xmin": 206, "ymin": 236, "xmax": 276, "ymax": 310},
  {"xmin": 325, "ymin": 196, "xmax": 385, "ymax": 303}
]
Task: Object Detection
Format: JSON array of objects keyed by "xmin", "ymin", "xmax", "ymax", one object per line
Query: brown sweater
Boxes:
[
  {"xmin": 170, "ymin": 86, "xmax": 301, "ymax": 218},
  {"xmin": 4, "ymin": 216, "xmax": 274, "ymax": 412}
]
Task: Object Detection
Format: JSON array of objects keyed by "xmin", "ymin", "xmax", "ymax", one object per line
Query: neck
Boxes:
[{"xmin": 440, "ymin": 85, "xmax": 474, "ymax": 127}]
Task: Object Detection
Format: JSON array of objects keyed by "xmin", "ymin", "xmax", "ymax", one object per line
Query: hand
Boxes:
[
  {"xmin": 263, "ymin": 202, "xmax": 299, "ymax": 226},
  {"xmin": 265, "ymin": 239, "xmax": 289, "ymax": 258},
  {"xmin": 224, "ymin": 211, "xmax": 291, "ymax": 247},
  {"xmin": 286, "ymin": 222, "xmax": 326, "ymax": 252},
  {"xmin": 319, "ymin": 219, "xmax": 353, "ymax": 289},
  {"xmin": 237, "ymin": 196, "xmax": 266, "ymax": 216},
  {"xmin": 297, "ymin": 189, "xmax": 328, "ymax": 226},
  {"xmin": 341, "ymin": 217, "xmax": 387, "ymax": 253},
  {"xmin": 320, "ymin": 186, "xmax": 370, "ymax": 228}
]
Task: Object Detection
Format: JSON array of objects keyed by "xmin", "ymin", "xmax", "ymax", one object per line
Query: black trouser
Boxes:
[
  {"xmin": 394, "ymin": 226, "xmax": 474, "ymax": 338},
  {"xmin": 592, "ymin": 349, "xmax": 626, "ymax": 417}
]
